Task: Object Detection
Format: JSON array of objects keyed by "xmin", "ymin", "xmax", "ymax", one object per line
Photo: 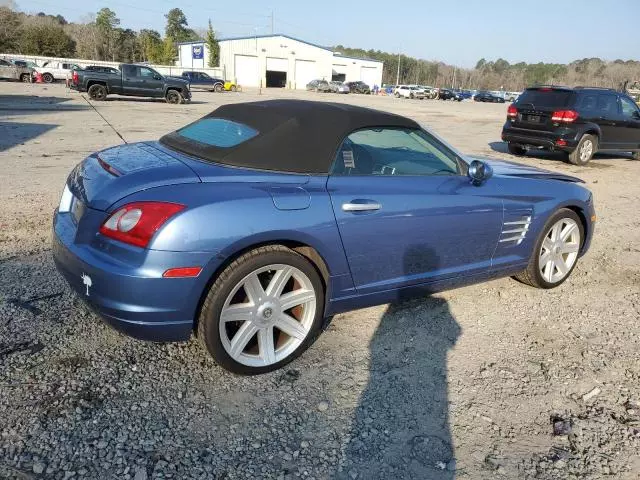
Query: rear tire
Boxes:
[
  {"xmin": 214, "ymin": 83, "xmax": 223, "ymax": 92},
  {"xmin": 568, "ymin": 134, "xmax": 597, "ymax": 165},
  {"xmin": 231, "ymin": 85, "xmax": 237, "ymax": 92},
  {"xmin": 165, "ymin": 89, "xmax": 183, "ymax": 104},
  {"xmin": 198, "ymin": 245, "xmax": 325, "ymax": 374},
  {"xmin": 514, "ymin": 208, "xmax": 583, "ymax": 289},
  {"xmin": 88, "ymin": 84, "xmax": 107, "ymax": 101},
  {"xmin": 631, "ymin": 151, "xmax": 640, "ymax": 160},
  {"xmin": 20, "ymin": 73, "xmax": 31, "ymax": 83},
  {"xmin": 42, "ymin": 73, "xmax": 54, "ymax": 83},
  {"xmin": 507, "ymin": 143, "xmax": 527, "ymax": 156}
]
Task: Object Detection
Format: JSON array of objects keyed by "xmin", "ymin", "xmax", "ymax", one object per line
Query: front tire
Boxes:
[
  {"xmin": 514, "ymin": 208, "xmax": 583, "ymax": 289},
  {"xmin": 507, "ymin": 143, "xmax": 527, "ymax": 156},
  {"xmin": 20, "ymin": 73, "xmax": 31, "ymax": 83},
  {"xmin": 214, "ymin": 83, "xmax": 223, "ymax": 92},
  {"xmin": 568, "ymin": 134, "xmax": 597, "ymax": 165},
  {"xmin": 165, "ymin": 89, "xmax": 183, "ymax": 104},
  {"xmin": 631, "ymin": 151, "xmax": 640, "ymax": 160},
  {"xmin": 198, "ymin": 245, "xmax": 325, "ymax": 375}
]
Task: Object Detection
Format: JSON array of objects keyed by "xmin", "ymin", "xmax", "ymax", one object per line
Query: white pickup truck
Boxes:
[{"xmin": 35, "ymin": 61, "xmax": 81, "ymax": 83}]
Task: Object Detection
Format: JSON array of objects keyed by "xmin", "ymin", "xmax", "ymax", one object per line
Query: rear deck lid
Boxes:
[
  {"xmin": 67, "ymin": 142, "xmax": 200, "ymax": 211},
  {"xmin": 512, "ymin": 87, "xmax": 576, "ymax": 130}
]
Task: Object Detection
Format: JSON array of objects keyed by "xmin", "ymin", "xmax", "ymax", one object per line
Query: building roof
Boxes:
[{"xmin": 160, "ymin": 100, "xmax": 417, "ymax": 174}]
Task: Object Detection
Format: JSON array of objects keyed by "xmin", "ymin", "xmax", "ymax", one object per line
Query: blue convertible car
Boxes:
[{"xmin": 53, "ymin": 100, "xmax": 595, "ymax": 374}]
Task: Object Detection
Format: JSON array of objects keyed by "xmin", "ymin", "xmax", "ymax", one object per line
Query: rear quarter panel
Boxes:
[{"xmin": 109, "ymin": 177, "xmax": 353, "ymax": 296}]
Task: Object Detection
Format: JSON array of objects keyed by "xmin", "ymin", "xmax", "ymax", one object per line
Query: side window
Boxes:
[
  {"xmin": 0, "ymin": 59, "xmax": 10, "ymax": 66},
  {"xmin": 139, "ymin": 67, "xmax": 156, "ymax": 78},
  {"xmin": 577, "ymin": 94, "xmax": 598, "ymax": 113},
  {"xmin": 597, "ymin": 93, "xmax": 618, "ymax": 115},
  {"xmin": 620, "ymin": 96, "xmax": 639, "ymax": 118},
  {"xmin": 331, "ymin": 128, "xmax": 461, "ymax": 176},
  {"xmin": 122, "ymin": 65, "xmax": 136, "ymax": 77}
]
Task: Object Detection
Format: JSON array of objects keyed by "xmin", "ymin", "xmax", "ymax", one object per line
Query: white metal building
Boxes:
[{"xmin": 176, "ymin": 34, "xmax": 383, "ymax": 90}]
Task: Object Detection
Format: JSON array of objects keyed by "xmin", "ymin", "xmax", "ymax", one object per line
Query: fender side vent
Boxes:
[{"xmin": 499, "ymin": 215, "xmax": 531, "ymax": 245}]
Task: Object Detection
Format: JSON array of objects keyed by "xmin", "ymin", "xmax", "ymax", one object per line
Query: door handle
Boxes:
[{"xmin": 342, "ymin": 202, "xmax": 381, "ymax": 212}]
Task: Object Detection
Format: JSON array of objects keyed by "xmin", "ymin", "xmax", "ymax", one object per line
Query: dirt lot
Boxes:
[{"xmin": 1, "ymin": 82, "xmax": 639, "ymax": 480}]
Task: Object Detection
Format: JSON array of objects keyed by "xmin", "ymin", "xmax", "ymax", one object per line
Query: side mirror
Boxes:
[
  {"xmin": 153, "ymin": 74, "xmax": 163, "ymax": 80},
  {"xmin": 468, "ymin": 160, "xmax": 493, "ymax": 186},
  {"xmin": 633, "ymin": 110, "xmax": 640, "ymax": 120}
]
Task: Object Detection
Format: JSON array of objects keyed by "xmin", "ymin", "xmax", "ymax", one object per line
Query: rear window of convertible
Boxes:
[{"xmin": 176, "ymin": 118, "xmax": 258, "ymax": 148}]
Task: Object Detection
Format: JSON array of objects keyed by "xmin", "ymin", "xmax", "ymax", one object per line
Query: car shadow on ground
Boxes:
[
  {"xmin": 0, "ymin": 95, "xmax": 90, "ymax": 116},
  {"xmin": 0, "ymin": 122, "xmax": 58, "ymax": 151},
  {"xmin": 488, "ymin": 141, "xmax": 632, "ymax": 165},
  {"xmin": 96, "ymin": 97, "xmax": 208, "ymax": 105},
  {"xmin": 339, "ymin": 247, "xmax": 460, "ymax": 479}
]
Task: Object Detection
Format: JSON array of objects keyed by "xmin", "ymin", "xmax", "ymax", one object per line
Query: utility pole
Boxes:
[
  {"xmin": 270, "ymin": 11, "xmax": 274, "ymax": 34},
  {"xmin": 396, "ymin": 52, "xmax": 401, "ymax": 85}
]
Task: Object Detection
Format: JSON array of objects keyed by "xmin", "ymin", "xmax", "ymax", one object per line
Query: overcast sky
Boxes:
[{"xmin": 12, "ymin": 0, "xmax": 640, "ymax": 68}]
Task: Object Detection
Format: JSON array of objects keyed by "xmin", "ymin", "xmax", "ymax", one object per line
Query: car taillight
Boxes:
[
  {"xmin": 99, "ymin": 202, "xmax": 185, "ymax": 248},
  {"xmin": 507, "ymin": 105, "xmax": 518, "ymax": 118},
  {"xmin": 551, "ymin": 110, "xmax": 579, "ymax": 123},
  {"xmin": 72, "ymin": 71, "xmax": 78, "ymax": 84}
]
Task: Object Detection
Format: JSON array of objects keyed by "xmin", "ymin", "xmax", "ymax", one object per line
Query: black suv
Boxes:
[
  {"xmin": 344, "ymin": 81, "xmax": 371, "ymax": 94},
  {"xmin": 502, "ymin": 86, "xmax": 640, "ymax": 165}
]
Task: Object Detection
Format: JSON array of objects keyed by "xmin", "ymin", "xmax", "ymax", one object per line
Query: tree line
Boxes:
[
  {"xmin": 1, "ymin": 3, "xmax": 639, "ymax": 90},
  {"xmin": 333, "ymin": 47, "xmax": 640, "ymax": 91},
  {"xmin": 0, "ymin": 5, "xmax": 220, "ymax": 67}
]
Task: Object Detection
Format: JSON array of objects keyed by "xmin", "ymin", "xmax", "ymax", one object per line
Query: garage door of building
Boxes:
[
  {"xmin": 266, "ymin": 57, "xmax": 288, "ymax": 72},
  {"xmin": 235, "ymin": 55, "xmax": 258, "ymax": 86},
  {"xmin": 360, "ymin": 66, "xmax": 378, "ymax": 87},
  {"xmin": 294, "ymin": 60, "xmax": 317, "ymax": 89}
]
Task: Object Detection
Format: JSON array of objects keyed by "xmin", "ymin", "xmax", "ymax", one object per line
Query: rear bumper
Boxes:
[
  {"xmin": 52, "ymin": 211, "xmax": 216, "ymax": 342},
  {"xmin": 502, "ymin": 125, "xmax": 580, "ymax": 151}
]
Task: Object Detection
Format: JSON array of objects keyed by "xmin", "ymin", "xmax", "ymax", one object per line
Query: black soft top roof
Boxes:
[{"xmin": 160, "ymin": 99, "xmax": 420, "ymax": 174}]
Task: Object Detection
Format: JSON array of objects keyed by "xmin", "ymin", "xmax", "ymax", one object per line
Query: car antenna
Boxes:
[{"xmin": 81, "ymin": 94, "xmax": 128, "ymax": 144}]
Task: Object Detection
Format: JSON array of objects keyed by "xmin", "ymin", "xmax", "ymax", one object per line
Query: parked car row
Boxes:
[{"xmin": 306, "ymin": 79, "xmax": 372, "ymax": 94}]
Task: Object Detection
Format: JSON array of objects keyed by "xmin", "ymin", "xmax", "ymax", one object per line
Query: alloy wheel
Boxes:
[
  {"xmin": 538, "ymin": 218, "xmax": 581, "ymax": 283},
  {"xmin": 579, "ymin": 139, "xmax": 593, "ymax": 162},
  {"xmin": 219, "ymin": 264, "xmax": 317, "ymax": 367}
]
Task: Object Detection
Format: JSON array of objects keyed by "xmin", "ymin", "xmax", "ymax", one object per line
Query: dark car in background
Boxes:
[
  {"xmin": 181, "ymin": 71, "xmax": 225, "ymax": 92},
  {"xmin": 306, "ymin": 79, "xmax": 332, "ymax": 92},
  {"xmin": 71, "ymin": 63, "xmax": 191, "ymax": 104},
  {"xmin": 475, "ymin": 91, "xmax": 505, "ymax": 103},
  {"xmin": 502, "ymin": 86, "xmax": 640, "ymax": 165},
  {"xmin": 438, "ymin": 88, "xmax": 462, "ymax": 101},
  {"xmin": 345, "ymin": 81, "xmax": 371, "ymax": 94}
]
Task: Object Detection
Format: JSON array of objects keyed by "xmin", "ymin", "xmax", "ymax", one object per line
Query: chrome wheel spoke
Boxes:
[
  {"xmin": 275, "ymin": 313, "xmax": 308, "ymax": 340},
  {"xmin": 243, "ymin": 273, "xmax": 265, "ymax": 304},
  {"xmin": 220, "ymin": 304, "xmax": 254, "ymax": 323},
  {"xmin": 280, "ymin": 289, "xmax": 315, "ymax": 311},
  {"xmin": 555, "ymin": 257, "xmax": 569, "ymax": 276},
  {"xmin": 265, "ymin": 266, "xmax": 293, "ymax": 297},
  {"xmin": 543, "ymin": 259, "xmax": 555, "ymax": 282},
  {"xmin": 258, "ymin": 327, "xmax": 276, "ymax": 364},
  {"xmin": 550, "ymin": 223, "xmax": 562, "ymax": 241},
  {"xmin": 539, "ymin": 250, "xmax": 552, "ymax": 266},
  {"xmin": 560, "ymin": 242, "xmax": 579, "ymax": 254},
  {"xmin": 229, "ymin": 321, "xmax": 259, "ymax": 358},
  {"xmin": 560, "ymin": 222, "xmax": 577, "ymax": 242},
  {"xmin": 542, "ymin": 237, "xmax": 554, "ymax": 252}
]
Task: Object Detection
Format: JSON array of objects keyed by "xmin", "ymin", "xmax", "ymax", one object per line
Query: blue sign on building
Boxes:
[{"xmin": 192, "ymin": 45, "xmax": 204, "ymax": 59}]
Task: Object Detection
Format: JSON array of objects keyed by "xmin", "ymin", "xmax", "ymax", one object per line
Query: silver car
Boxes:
[
  {"xmin": 329, "ymin": 81, "xmax": 350, "ymax": 94},
  {"xmin": 0, "ymin": 58, "xmax": 33, "ymax": 82}
]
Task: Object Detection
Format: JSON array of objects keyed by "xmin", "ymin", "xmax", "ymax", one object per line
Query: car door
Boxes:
[
  {"xmin": 619, "ymin": 95, "xmax": 640, "ymax": 149},
  {"xmin": 326, "ymin": 127, "xmax": 503, "ymax": 295},
  {"xmin": 123, "ymin": 66, "xmax": 165, "ymax": 97},
  {"xmin": 596, "ymin": 92, "xmax": 623, "ymax": 148}
]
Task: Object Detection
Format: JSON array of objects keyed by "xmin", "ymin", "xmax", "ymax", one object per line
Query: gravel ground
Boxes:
[{"xmin": 1, "ymin": 82, "xmax": 639, "ymax": 480}]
